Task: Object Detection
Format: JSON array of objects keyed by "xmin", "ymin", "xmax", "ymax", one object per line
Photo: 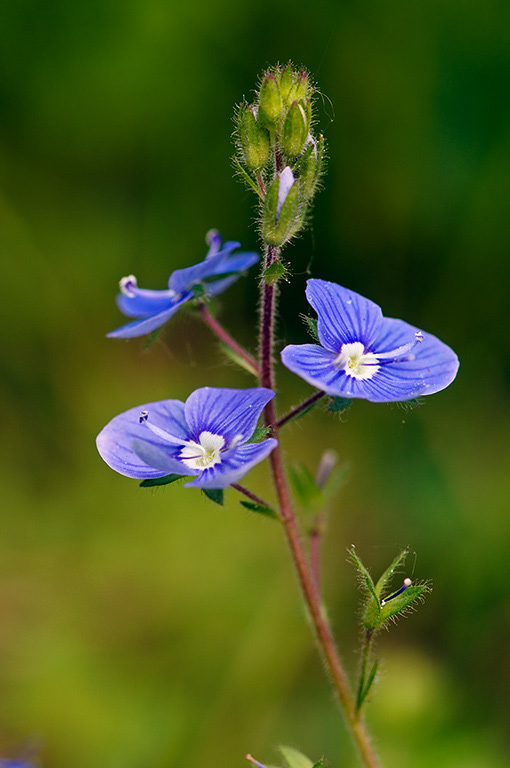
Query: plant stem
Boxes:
[
  {"xmin": 258, "ymin": 243, "xmax": 381, "ymax": 768},
  {"xmin": 198, "ymin": 303, "xmax": 259, "ymax": 376},
  {"xmin": 276, "ymin": 391, "xmax": 326, "ymax": 428},
  {"xmin": 357, "ymin": 629, "xmax": 375, "ymax": 712}
]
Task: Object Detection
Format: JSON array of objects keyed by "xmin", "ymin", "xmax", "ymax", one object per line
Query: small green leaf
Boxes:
[
  {"xmin": 140, "ymin": 473, "xmax": 185, "ymax": 488},
  {"xmin": 378, "ymin": 583, "xmax": 431, "ymax": 623},
  {"xmin": 233, "ymin": 157, "xmax": 263, "ymax": 196},
  {"xmin": 357, "ymin": 660, "xmax": 379, "ymax": 710},
  {"xmin": 203, "ymin": 488, "xmax": 224, "ymax": 505},
  {"xmin": 240, "ymin": 500, "xmax": 279, "ymax": 520},
  {"xmin": 279, "ymin": 746, "xmax": 314, "ymax": 768},
  {"xmin": 247, "ymin": 426, "xmax": 272, "ymax": 443},
  {"xmin": 300, "ymin": 314, "xmax": 318, "ymax": 341},
  {"xmin": 219, "ymin": 342, "xmax": 258, "ymax": 376},
  {"xmin": 263, "ymin": 260, "xmax": 286, "ymax": 285},
  {"xmin": 288, "ymin": 462, "xmax": 321, "ymax": 508},
  {"xmin": 328, "ymin": 396, "xmax": 353, "ymax": 413}
]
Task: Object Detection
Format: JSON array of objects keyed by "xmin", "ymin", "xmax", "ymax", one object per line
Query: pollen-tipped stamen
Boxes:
[
  {"xmin": 380, "ymin": 578, "xmax": 412, "ymax": 606},
  {"xmin": 139, "ymin": 412, "xmax": 189, "ymax": 446}
]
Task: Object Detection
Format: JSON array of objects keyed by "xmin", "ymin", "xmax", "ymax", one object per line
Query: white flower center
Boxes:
[
  {"xmin": 179, "ymin": 431, "xmax": 225, "ymax": 470},
  {"xmin": 334, "ymin": 342, "xmax": 379, "ymax": 380}
]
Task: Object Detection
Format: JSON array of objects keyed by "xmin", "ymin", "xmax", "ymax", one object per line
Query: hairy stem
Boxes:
[
  {"xmin": 258, "ymin": 242, "xmax": 381, "ymax": 768},
  {"xmin": 276, "ymin": 391, "xmax": 326, "ymax": 428},
  {"xmin": 198, "ymin": 303, "xmax": 259, "ymax": 376}
]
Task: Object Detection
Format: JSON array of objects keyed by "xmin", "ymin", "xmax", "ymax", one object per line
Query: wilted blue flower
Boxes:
[
  {"xmin": 108, "ymin": 230, "xmax": 259, "ymax": 338},
  {"xmin": 281, "ymin": 279, "xmax": 459, "ymax": 402},
  {"xmin": 96, "ymin": 387, "xmax": 277, "ymax": 489}
]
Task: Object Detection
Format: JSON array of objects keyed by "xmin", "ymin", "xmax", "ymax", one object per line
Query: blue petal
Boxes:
[
  {"xmin": 107, "ymin": 296, "xmax": 190, "ymax": 338},
  {"xmin": 116, "ymin": 287, "xmax": 177, "ymax": 318},
  {"xmin": 306, "ymin": 279, "xmax": 383, "ymax": 352},
  {"xmin": 281, "ymin": 343, "xmax": 349, "ymax": 395},
  {"xmin": 185, "ymin": 439, "xmax": 278, "ymax": 489},
  {"xmin": 168, "ymin": 243, "xmax": 240, "ymax": 294},
  {"xmin": 184, "ymin": 387, "xmax": 275, "ymax": 443},
  {"xmin": 359, "ymin": 317, "xmax": 460, "ymax": 402},
  {"xmin": 96, "ymin": 399, "xmax": 191, "ymax": 478}
]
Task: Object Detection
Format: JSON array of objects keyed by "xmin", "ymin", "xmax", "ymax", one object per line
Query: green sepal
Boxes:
[
  {"xmin": 203, "ymin": 488, "xmax": 224, "ymax": 505},
  {"xmin": 328, "ymin": 396, "xmax": 353, "ymax": 413},
  {"xmin": 259, "ymin": 73, "xmax": 282, "ymax": 131},
  {"xmin": 143, "ymin": 325, "xmax": 165, "ymax": 352},
  {"xmin": 240, "ymin": 500, "xmax": 279, "ymax": 521},
  {"xmin": 262, "ymin": 176, "xmax": 300, "ymax": 247},
  {"xmin": 278, "ymin": 63, "xmax": 294, "ymax": 103},
  {"xmin": 291, "ymin": 71, "xmax": 310, "ymax": 102},
  {"xmin": 349, "ymin": 547, "xmax": 379, "ymax": 606},
  {"xmin": 246, "ymin": 426, "xmax": 272, "ymax": 443},
  {"xmin": 374, "ymin": 548, "xmax": 409, "ymax": 598},
  {"xmin": 279, "ymin": 746, "xmax": 315, "ymax": 768},
  {"xmin": 238, "ymin": 103, "xmax": 270, "ymax": 172},
  {"xmin": 233, "ymin": 157, "xmax": 263, "ymax": 198},
  {"xmin": 219, "ymin": 342, "xmax": 259, "ymax": 377},
  {"xmin": 281, "ymin": 101, "xmax": 308, "ymax": 159},
  {"xmin": 301, "ymin": 314, "xmax": 319, "ymax": 341},
  {"xmin": 263, "ymin": 260, "xmax": 286, "ymax": 285},
  {"xmin": 139, "ymin": 473, "xmax": 186, "ymax": 488}
]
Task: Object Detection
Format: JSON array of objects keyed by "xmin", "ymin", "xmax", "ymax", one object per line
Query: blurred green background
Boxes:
[{"xmin": 1, "ymin": 1, "xmax": 509, "ymax": 767}]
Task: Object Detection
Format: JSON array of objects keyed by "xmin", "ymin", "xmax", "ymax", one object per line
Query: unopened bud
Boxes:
[
  {"xmin": 292, "ymin": 71, "xmax": 310, "ymax": 101},
  {"xmin": 262, "ymin": 167, "xmax": 299, "ymax": 246},
  {"xmin": 281, "ymin": 101, "xmax": 308, "ymax": 158},
  {"xmin": 278, "ymin": 63, "xmax": 294, "ymax": 103},
  {"xmin": 259, "ymin": 73, "xmax": 283, "ymax": 130},
  {"xmin": 238, "ymin": 103, "xmax": 270, "ymax": 172}
]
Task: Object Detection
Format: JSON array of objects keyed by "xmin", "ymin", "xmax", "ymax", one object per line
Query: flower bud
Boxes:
[
  {"xmin": 238, "ymin": 103, "xmax": 270, "ymax": 172},
  {"xmin": 278, "ymin": 63, "xmax": 294, "ymax": 104},
  {"xmin": 281, "ymin": 101, "xmax": 308, "ymax": 158},
  {"xmin": 292, "ymin": 71, "xmax": 310, "ymax": 102},
  {"xmin": 258, "ymin": 73, "xmax": 283, "ymax": 130},
  {"xmin": 262, "ymin": 167, "xmax": 299, "ymax": 246}
]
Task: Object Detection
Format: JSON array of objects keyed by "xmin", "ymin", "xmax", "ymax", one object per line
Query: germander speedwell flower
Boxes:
[
  {"xmin": 281, "ymin": 279, "xmax": 459, "ymax": 402},
  {"xmin": 108, "ymin": 230, "xmax": 259, "ymax": 338},
  {"xmin": 96, "ymin": 387, "xmax": 277, "ymax": 488}
]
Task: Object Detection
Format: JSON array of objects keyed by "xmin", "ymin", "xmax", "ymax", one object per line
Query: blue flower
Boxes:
[
  {"xmin": 281, "ymin": 279, "xmax": 459, "ymax": 402},
  {"xmin": 108, "ymin": 230, "xmax": 259, "ymax": 338},
  {"xmin": 96, "ymin": 387, "xmax": 277, "ymax": 489}
]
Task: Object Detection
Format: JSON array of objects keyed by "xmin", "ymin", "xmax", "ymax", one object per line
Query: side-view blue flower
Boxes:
[
  {"xmin": 96, "ymin": 387, "xmax": 277, "ymax": 489},
  {"xmin": 107, "ymin": 230, "xmax": 259, "ymax": 338},
  {"xmin": 281, "ymin": 279, "xmax": 459, "ymax": 402}
]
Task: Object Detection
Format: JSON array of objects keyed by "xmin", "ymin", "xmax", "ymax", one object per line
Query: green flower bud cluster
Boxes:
[{"xmin": 234, "ymin": 64, "xmax": 326, "ymax": 249}]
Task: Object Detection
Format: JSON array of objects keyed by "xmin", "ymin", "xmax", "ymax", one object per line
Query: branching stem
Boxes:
[
  {"xmin": 276, "ymin": 391, "xmax": 326, "ymax": 428},
  {"xmin": 198, "ymin": 303, "xmax": 259, "ymax": 376},
  {"xmin": 232, "ymin": 483, "xmax": 273, "ymax": 511},
  {"xmin": 258, "ymin": 238, "xmax": 381, "ymax": 768}
]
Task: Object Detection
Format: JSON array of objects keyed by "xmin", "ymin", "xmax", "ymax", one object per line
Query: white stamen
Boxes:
[
  {"xmin": 334, "ymin": 342, "xmax": 379, "ymax": 380},
  {"xmin": 227, "ymin": 433, "xmax": 244, "ymax": 451},
  {"xmin": 179, "ymin": 431, "xmax": 225, "ymax": 470},
  {"xmin": 120, "ymin": 275, "xmax": 137, "ymax": 297}
]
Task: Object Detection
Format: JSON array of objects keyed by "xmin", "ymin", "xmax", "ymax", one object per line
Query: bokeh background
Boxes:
[{"xmin": 1, "ymin": 1, "xmax": 509, "ymax": 767}]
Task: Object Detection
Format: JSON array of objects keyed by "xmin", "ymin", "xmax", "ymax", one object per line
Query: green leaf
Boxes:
[
  {"xmin": 263, "ymin": 260, "xmax": 286, "ymax": 285},
  {"xmin": 203, "ymin": 488, "xmax": 224, "ymax": 505},
  {"xmin": 375, "ymin": 548, "xmax": 409, "ymax": 598},
  {"xmin": 357, "ymin": 660, "xmax": 379, "ymax": 710},
  {"xmin": 240, "ymin": 500, "xmax": 279, "ymax": 521},
  {"xmin": 279, "ymin": 746, "xmax": 314, "ymax": 768},
  {"xmin": 219, "ymin": 342, "xmax": 258, "ymax": 376},
  {"xmin": 139, "ymin": 473, "xmax": 185, "ymax": 488},
  {"xmin": 288, "ymin": 462, "xmax": 322, "ymax": 509},
  {"xmin": 328, "ymin": 396, "xmax": 353, "ymax": 413},
  {"xmin": 233, "ymin": 157, "xmax": 264, "ymax": 197},
  {"xmin": 246, "ymin": 426, "xmax": 272, "ymax": 443},
  {"xmin": 300, "ymin": 314, "xmax": 318, "ymax": 341}
]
